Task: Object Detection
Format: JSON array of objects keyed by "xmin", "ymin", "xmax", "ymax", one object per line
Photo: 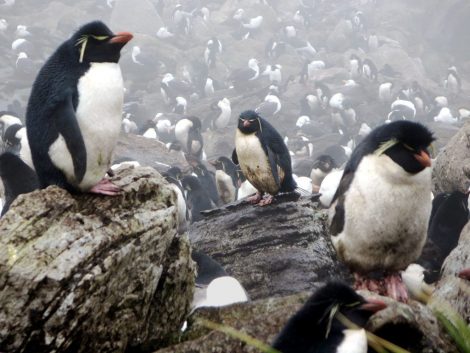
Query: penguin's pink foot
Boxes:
[
  {"xmin": 353, "ymin": 273, "xmax": 383, "ymax": 293},
  {"xmin": 258, "ymin": 194, "xmax": 274, "ymax": 206},
  {"xmin": 90, "ymin": 178, "xmax": 121, "ymax": 196},
  {"xmin": 384, "ymin": 273, "xmax": 409, "ymax": 303},
  {"xmin": 459, "ymin": 268, "xmax": 470, "ymax": 280},
  {"xmin": 247, "ymin": 193, "xmax": 262, "ymax": 204}
]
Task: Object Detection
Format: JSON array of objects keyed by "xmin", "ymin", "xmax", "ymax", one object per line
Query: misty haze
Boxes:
[{"xmin": 0, "ymin": 0, "xmax": 469, "ymax": 352}]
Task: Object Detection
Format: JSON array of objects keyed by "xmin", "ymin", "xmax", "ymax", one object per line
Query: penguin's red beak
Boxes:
[
  {"xmin": 458, "ymin": 268, "xmax": 470, "ymax": 280},
  {"xmin": 414, "ymin": 150, "xmax": 431, "ymax": 168},
  {"xmin": 243, "ymin": 120, "xmax": 250, "ymax": 127},
  {"xmin": 111, "ymin": 32, "xmax": 133, "ymax": 44},
  {"xmin": 360, "ymin": 298, "xmax": 387, "ymax": 313}
]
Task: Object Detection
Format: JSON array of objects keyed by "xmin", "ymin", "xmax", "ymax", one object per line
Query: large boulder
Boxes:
[
  {"xmin": 189, "ymin": 196, "xmax": 352, "ymax": 300},
  {"xmin": 432, "ymin": 121, "xmax": 470, "ymax": 194},
  {"xmin": 0, "ymin": 166, "xmax": 195, "ymax": 353}
]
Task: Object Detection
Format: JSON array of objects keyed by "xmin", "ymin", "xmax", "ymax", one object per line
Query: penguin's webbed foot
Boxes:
[
  {"xmin": 353, "ymin": 273, "xmax": 383, "ymax": 293},
  {"xmin": 384, "ymin": 272, "xmax": 409, "ymax": 303},
  {"xmin": 258, "ymin": 194, "xmax": 274, "ymax": 206},
  {"xmin": 90, "ymin": 178, "xmax": 121, "ymax": 196},
  {"xmin": 247, "ymin": 193, "xmax": 262, "ymax": 204}
]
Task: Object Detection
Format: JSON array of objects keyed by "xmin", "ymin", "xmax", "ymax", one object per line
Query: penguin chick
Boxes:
[
  {"xmin": 329, "ymin": 121, "xmax": 434, "ymax": 303},
  {"xmin": 0, "ymin": 152, "xmax": 39, "ymax": 216},
  {"xmin": 232, "ymin": 110, "xmax": 296, "ymax": 206},
  {"xmin": 25, "ymin": 21, "xmax": 132, "ymax": 196},
  {"xmin": 272, "ymin": 282, "xmax": 386, "ymax": 353}
]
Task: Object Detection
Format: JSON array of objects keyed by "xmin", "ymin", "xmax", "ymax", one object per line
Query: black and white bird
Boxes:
[
  {"xmin": 163, "ymin": 172, "xmax": 188, "ymax": 233},
  {"xmin": 255, "ymin": 88, "xmax": 281, "ymax": 118},
  {"xmin": 265, "ymin": 37, "xmax": 286, "ymax": 59},
  {"xmin": 209, "ymin": 98, "xmax": 231, "ymax": 130},
  {"xmin": 232, "ymin": 110, "xmax": 296, "ymax": 205},
  {"xmin": 0, "ymin": 111, "xmax": 22, "ymax": 142},
  {"xmin": 204, "ymin": 37, "xmax": 222, "ymax": 68},
  {"xmin": 262, "ymin": 64, "xmax": 282, "ymax": 84},
  {"xmin": 272, "ymin": 282, "xmax": 386, "ymax": 353},
  {"xmin": 417, "ymin": 190, "xmax": 469, "ymax": 283},
  {"xmin": 349, "ymin": 54, "xmax": 362, "ymax": 79},
  {"xmin": 160, "ymin": 73, "xmax": 192, "ymax": 105},
  {"xmin": 181, "ymin": 175, "xmax": 215, "ymax": 223},
  {"xmin": 378, "ymin": 82, "xmax": 393, "ymax": 104},
  {"xmin": 300, "ymin": 60, "xmax": 326, "ymax": 82},
  {"xmin": 310, "ymin": 154, "xmax": 337, "ymax": 189},
  {"xmin": 387, "ymin": 99, "xmax": 416, "ymax": 122},
  {"xmin": 444, "ymin": 66, "xmax": 461, "ymax": 96},
  {"xmin": 0, "ymin": 152, "xmax": 39, "ymax": 216},
  {"xmin": 174, "ymin": 116, "xmax": 204, "ymax": 160},
  {"xmin": 329, "ymin": 121, "xmax": 434, "ymax": 302},
  {"xmin": 190, "ymin": 159, "xmax": 221, "ymax": 206},
  {"xmin": 25, "ymin": 21, "xmax": 133, "ymax": 195},
  {"xmin": 228, "ymin": 58, "xmax": 260, "ymax": 89},
  {"xmin": 361, "ymin": 58, "xmax": 378, "ymax": 81},
  {"xmin": 209, "ymin": 156, "xmax": 239, "ymax": 204},
  {"xmin": 191, "ymin": 250, "xmax": 248, "ymax": 310}
]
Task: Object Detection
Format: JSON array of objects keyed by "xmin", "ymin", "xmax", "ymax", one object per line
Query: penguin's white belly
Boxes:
[
  {"xmin": 215, "ymin": 170, "xmax": 236, "ymax": 203},
  {"xmin": 235, "ymin": 130, "xmax": 281, "ymax": 195},
  {"xmin": 331, "ymin": 154, "xmax": 431, "ymax": 273},
  {"xmin": 49, "ymin": 62, "xmax": 123, "ymax": 190},
  {"xmin": 214, "ymin": 111, "xmax": 230, "ymax": 129},
  {"xmin": 336, "ymin": 329, "xmax": 367, "ymax": 353}
]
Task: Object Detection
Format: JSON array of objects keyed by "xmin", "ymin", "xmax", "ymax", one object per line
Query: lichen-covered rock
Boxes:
[
  {"xmin": 0, "ymin": 166, "xmax": 195, "ymax": 353},
  {"xmin": 189, "ymin": 196, "xmax": 352, "ymax": 300},
  {"xmin": 432, "ymin": 121, "xmax": 470, "ymax": 194},
  {"xmin": 155, "ymin": 292, "xmax": 455, "ymax": 353}
]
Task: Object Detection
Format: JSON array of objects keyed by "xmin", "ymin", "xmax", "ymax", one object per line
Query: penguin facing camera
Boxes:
[
  {"xmin": 232, "ymin": 110, "xmax": 297, "ymax": 206},
  {"xmin": 329, "ymin": 121, "xmax": 434, "ymax": 302},
  {"xmin": 25, "ymin": 21, "xmax": 133, "ymax": 196}
]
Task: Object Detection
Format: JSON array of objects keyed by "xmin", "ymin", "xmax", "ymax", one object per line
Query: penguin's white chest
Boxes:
[
  {"xmin": 235, "ymin": 130, "xmax": 281, "ymax": 195},
  {"xmin": 336, "ymin": 329, "xmax": 367, "ymax": 353},
  {"xmin": 49, "ymin": 62, "xmax": 123, "ymax": 190},
  {"xmin": 331, "ymin": 154, "xmax": 431, "ymax": 272}
]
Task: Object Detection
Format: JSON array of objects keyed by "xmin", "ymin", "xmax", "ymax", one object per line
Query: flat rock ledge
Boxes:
[{"xmin": 0, "ymin": 166, "xmax": 195, "ymax": 353}]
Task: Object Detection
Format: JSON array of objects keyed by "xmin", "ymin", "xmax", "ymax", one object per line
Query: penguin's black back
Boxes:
[
  {"xmin": 272, "ymin": 282, "xmax": 371, "ymax": 353},
  {"xmin": 418, "ymin": 190, "xmax": 469, "ymax": 283},
  {"xmin": 0, "ymin": 152, "xmax": 39, "ymax": 216},
  {"xmin": 181, "ymin": 175, "xmax": 214, "ymax": 222},
  {"xmin": 192, "ymin": 250, "xmax": 228, "ymax": 285}
]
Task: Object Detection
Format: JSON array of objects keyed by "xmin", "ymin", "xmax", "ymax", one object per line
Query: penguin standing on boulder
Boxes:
[
  {"xmin": 232, "ymin": 110, "xmax": 296, "ymax": 206},
  {"xmin": 26, "ymin": 21, "xmax": 132, "ymax": 195},
  {"xmin": 329, "ymin": 121, "xmax": 434, "ymax": 302}
]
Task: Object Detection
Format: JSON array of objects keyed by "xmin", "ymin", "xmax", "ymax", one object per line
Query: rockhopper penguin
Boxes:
[
  {"xmin": 26, "ymin": 21, "xmax": 132, "ymax": 195},
  {"xmin": 232, "ymin": 110, "xmax": 296, "ymax": 205},
  {"xmin": 328, "ymin": 120, "xmax": 434, "ymax": 302}
]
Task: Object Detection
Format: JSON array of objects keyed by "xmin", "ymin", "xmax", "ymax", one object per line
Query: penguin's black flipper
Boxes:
[
  {"xmin": 231, "ymin": 149, "xmax": 239, "ymax": 165},
  {"xmin": 0, "ymin": 152, "xmax": 39, "ymax": 216},
  {"xmin": 54, "ymin": 92, "xmax": 87, "ymax": 183},
  {"xmin": 266, "ymin": 144, "xmax": 281, "ymax": 189},
  {"xmin": 329, "ymin": 172, "xmax": 354, "ymax": 235}
]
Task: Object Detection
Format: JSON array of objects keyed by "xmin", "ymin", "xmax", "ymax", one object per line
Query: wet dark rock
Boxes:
[{"xmin": 189, "ymin": 196, "xmax": 352, "ymax": 300}]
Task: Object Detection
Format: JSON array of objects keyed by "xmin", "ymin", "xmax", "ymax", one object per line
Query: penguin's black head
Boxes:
[
  {"xmin": 273, "ymin": 282, "xmax": 386, "ymax": 350},
  {"xmin": 166, "ymin": 166, "xmax": 183, "ymax": 180},
  {"xmin": 238, "ymin": 110, "xmax": 262, "ymax": 134},
  {"xmin": 372, "ymin": 121, "xmax": 434, "ymax": 174},
  {"xmin": 3, "ymin": 124, "xmax": 23, "ymax": 149},
  {"xmin": 313, "ymin": 155, "xmax": 337, "ymax": 173},
  {"xmin": 70, "ymin": 21, "xmax": 132, "ymax": 64},
  {"xmin": 181, "ymin": 175, "xmax": 202, "ymax": 191}
]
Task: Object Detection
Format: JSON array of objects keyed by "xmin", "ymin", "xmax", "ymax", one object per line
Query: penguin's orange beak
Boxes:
[
  {"xmin": 414, "ymin": 150, "xmax": 431, "ymax": 168},
  {"xmin": 111, "ymin": 32, "xmax": 133, "ymax": 44},
  {"xmin": 243, "ymin": 120, "xmax": 250, "ymax": 127},
  {"xmin": 360, "ymin": 298, "xmax": 387, "ymax": 313}
]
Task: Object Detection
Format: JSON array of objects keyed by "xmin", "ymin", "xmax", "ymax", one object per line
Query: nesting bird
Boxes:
[{"xmin": 329, "ymin": 121, "xmax": 434, "ymax": 302}]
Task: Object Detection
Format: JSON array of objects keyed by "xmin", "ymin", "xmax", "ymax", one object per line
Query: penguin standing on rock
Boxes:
[
  {"xmin": 26, "ymin": 21, "xmax": 132, "ymax": 195},
  {"xmin": 329, "ymin": 121, "xmax": 434, "ymax": 302},
  {"xmin": 272, "ymin": 282, "xmax": 386, "ymax": 353},
  {"xmin": 232, "ymin": 110, "xmax": 296, "ymax": 206}
]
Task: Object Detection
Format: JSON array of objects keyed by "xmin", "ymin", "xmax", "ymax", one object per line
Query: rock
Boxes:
[
  {"xmin": 155, "ymin": 291, "xmax": 455, "ymax": 353},
  {"xmin": 0, "ymin": 166, "xmax": 195, "ymax": 353},
  {"xmin": 115, "ymin": 133, "xmax": 187, "ymax": 173},
  {"xmin": 189, "ymin": 196, "xmax": 352, "ymax": 300},
  {"xmin": 430, "ymin": 221, "xmax": 470, "ymax": 322},
  {"xmin": 432, "ymin": 121, "xmax": 470, "ymax": 194}
]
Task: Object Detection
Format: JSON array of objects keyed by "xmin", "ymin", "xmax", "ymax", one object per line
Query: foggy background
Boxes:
[{"xmin": 1, "ymin": 0, "xmax": 470, "ymax": 161}]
